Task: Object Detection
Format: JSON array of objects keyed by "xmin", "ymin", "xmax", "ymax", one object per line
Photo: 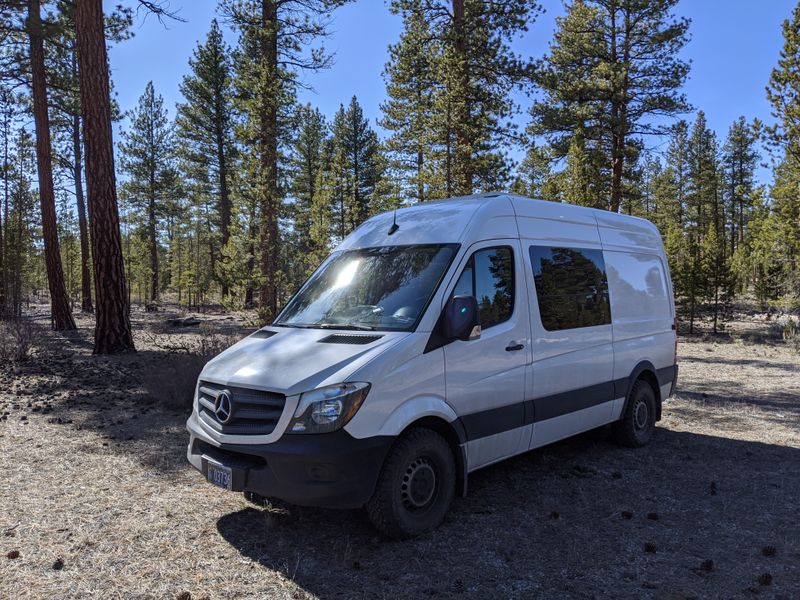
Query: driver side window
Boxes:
[{"xmin": 453, "ymin": 247, "xmax": 514, "ymax": 329}]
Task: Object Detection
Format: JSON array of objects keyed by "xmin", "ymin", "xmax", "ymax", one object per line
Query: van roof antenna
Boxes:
[{"xmin": 388, "ymin": 207, "xmax": 400, "ymax": 235}]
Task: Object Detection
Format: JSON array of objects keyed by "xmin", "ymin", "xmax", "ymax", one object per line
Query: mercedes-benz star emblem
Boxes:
[{"xmin": 214, "ymin": 390, "xmax": 233, "ymax": 424}]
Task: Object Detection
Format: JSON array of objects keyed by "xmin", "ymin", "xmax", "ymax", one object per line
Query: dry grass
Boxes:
[{"xmin": 1, "ymin": 309, "xmax": 799, "ymax": 599}]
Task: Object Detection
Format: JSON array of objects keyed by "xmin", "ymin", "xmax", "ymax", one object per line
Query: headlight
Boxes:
[{"xmin": 287, "ymin": 382, "xmax": 371, "ymax": 434}]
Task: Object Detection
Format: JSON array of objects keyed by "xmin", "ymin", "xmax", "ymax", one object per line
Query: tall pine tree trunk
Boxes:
[
  {"xmin": 0, "ymin": 114, "xmax": 5, "ymax": 319},
  {"xmin": 27, "ymin": 0, "xmax": 76, "ymax": 331},
  {"xmin": 258, "ymin": 0, "xmax": 280, "ymax": 319},
  {"xmin": 72, "ymin": 113, "xmax": 93, "ymax": 313},
  {"xmin": 74, "ymin": 0, "xmax": 135, "ymax": 353},
  {"xmin": 217, "ymin": 129, "xmax": 230, "ymax": 298},
  {"xmin": 148, "ymin": 195, "xmax": 158, "ymax": 302},
  {"xmin": 451, "ymin": 0, "xmax": 472, "ymax": 195}
]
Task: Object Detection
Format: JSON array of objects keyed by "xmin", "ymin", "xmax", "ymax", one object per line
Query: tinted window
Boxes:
[
  {"xmin": 454, "ymin": 247, "xmax": 514, "ymax": 329},
  {"xmin": 530, "ymin": 246, "xmax": 611, "ymax": 331}
]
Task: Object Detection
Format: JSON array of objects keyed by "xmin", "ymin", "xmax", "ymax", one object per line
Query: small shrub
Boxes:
[
  {"xmin": 757, "ymin": 572, "xmax": 773, "ymax": 586},
  {"xmin": 762, "ymin": 545, "xmax": 777, "ymax": 557},
  {"xmin": 782, "ymin": 320, "xmax": 800, "ymax": 353},
  {"xmin": 700, "ymin": 559, "xmax": 714, "ymax": 572},
  {"xmin": 0, "ymin": 319, "xmax": 33, "ymax": 363},
  {"xmin": 644, "ymin": 542, "xmax": 657, "ymax": 553}
]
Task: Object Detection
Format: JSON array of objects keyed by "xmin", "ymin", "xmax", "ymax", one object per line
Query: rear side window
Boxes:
[
  {"xmin": 453, "ymin": 247, "xmax": 514, "ymax": 329},
  {"xmin": 530, "ymin": 246, "xmax": 611, "ymax": 331}
]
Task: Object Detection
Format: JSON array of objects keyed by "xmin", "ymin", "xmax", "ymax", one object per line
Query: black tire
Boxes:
[
  {"xmin": 612, "ymin": 379, "xmax": 657, "ymax": 447},
  {"xmin": 366, "ymin": 428, "xmax": 456, "ymax": 539}
]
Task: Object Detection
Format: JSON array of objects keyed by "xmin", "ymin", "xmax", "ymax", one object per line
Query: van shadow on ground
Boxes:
[{"xmin": 216, "ymin": 428, "xmax": 800, "ymax": 599}]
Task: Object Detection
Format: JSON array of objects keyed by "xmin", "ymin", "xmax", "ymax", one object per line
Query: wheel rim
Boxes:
[
  {"xmin": 634, "ymin": 399, "xmax": 649, "ymax": 431},
  {"xmin": 401, "ymin": 457, "xmax": 438, "ymax": 512}
]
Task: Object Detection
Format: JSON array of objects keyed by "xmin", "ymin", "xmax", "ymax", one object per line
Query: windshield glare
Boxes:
[{"xmin": 274, "ymin": 244, "xmax": 458, "ymax": 331}]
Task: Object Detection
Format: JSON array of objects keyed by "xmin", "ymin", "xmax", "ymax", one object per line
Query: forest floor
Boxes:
[{"xmin": 0, "ymin": 307, "xmax": 799, "ymax": 600}]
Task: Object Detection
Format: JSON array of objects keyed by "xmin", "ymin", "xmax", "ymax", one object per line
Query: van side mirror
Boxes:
[{"xmin": 443, "ymin": 295, "xmax": 481, "ymax": 341}]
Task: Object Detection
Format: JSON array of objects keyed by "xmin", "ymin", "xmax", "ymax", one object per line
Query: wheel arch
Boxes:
[{"xmin": 621, "ymin": 360, "xmax": 663, "ymax": 421}]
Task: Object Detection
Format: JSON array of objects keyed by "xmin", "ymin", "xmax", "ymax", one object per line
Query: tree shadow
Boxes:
[
  {"xmin": 215, "ymin": 429, "xmax": 800, "ymax": 599},
  {"xmin": 685, "ymin": 354, "xmax": 800, "ymax": 374}
]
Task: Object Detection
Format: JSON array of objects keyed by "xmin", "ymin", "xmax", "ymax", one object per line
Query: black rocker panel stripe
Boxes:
[{"xmin": 457, "ymin": 365, "xmax": 677, "ymax": 442}]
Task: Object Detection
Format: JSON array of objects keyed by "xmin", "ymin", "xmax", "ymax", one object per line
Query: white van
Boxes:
[{"xmin": 186, "ymin": 193, "xmax": 678, "ymax": 538}]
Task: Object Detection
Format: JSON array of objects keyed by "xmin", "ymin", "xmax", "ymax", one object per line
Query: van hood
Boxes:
[{"xmin": 199, "ymin": 327, "xmax": 409, "ymax": 396}]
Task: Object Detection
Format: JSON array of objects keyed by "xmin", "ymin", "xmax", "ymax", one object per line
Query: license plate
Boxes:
[{"xmin": 207, "ymin": 462, "xmax": 232, "ymax": 490}]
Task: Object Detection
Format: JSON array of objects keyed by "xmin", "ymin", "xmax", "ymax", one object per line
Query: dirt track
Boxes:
[{"xmin": 1, "ymin": 309, "xmax": 798, "ymax": 599}]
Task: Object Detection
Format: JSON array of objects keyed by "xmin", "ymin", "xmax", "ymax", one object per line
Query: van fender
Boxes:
[
  {"xmin": 372, "ymin": 395, "xmax": 460, "ymax": 438},
  {"xmin": 618, "ymin": 360, "xmax": 662, "ymax": 421}
]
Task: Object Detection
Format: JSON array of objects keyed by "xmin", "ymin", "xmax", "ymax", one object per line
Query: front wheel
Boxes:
[
  {"xmin": 366, "ymin": 428, "xmax": 456, "ymax": 539},
  {"xmin": 612, "ymin": 379, "xmax": 657, "ymax": 447}
]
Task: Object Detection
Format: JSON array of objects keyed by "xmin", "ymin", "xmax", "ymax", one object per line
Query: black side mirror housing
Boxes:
[{"xmin": 443, "ymin": 295, "xmax": 481, "ymax": 341}]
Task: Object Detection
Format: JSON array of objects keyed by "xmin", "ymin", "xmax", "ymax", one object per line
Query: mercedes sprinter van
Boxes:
[{"xmin": 187, "ymin": 193, "xmax": 678, "ymax": 538}]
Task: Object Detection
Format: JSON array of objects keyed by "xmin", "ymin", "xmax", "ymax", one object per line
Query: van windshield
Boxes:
[{"xmin": 274, "ymin": 244, "xmax": 458, "ymax": 332}]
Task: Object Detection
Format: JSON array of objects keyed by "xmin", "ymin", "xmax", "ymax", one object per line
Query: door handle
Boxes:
[{"xmin": 505, "ymin": 343, "xmax": 524, "ymax": 352}]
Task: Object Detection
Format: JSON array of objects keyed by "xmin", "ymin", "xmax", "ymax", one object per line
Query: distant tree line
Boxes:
[{"xmin": 0, "ymin": 0, "xmax": 799, "ymax": 354}]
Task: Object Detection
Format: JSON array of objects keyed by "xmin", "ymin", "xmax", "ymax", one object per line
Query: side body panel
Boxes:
[
  {"xmin": 513, "ymin": 204, "xmax": 617, "ymax": 449},
  {"xmin": 594, "ymin": 210, "xmax": 677, "ymax": 403}
]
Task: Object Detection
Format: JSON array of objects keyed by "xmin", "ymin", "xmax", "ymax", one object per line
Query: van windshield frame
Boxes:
[{"xmin": 273, "ymin": 243, "xmax": 460, "ymax": 333}]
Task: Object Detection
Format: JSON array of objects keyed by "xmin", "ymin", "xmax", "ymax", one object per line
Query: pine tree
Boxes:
[
  {"xmin": 722, "ymin": 117, "xmax": 760, "ymax": 256},
  {"xmin": 770, "ymin": 159, "xmax": 800, "ymax": 301},
  {"xmin": 44, "ymin": 2, "xmax": 132, "ymax": 314},
  {"xmin": 701, "ymin": 221, "xmax": 729, "ymax": 333},
  {"xmin": 26, "ymin": 0, "xmax": 76, "ymax": 330},
  {"xmin": 74, "ymin": 0, "xmax": 135, "ymax": 353},
  {"xmin": 511, "ymin": 144, "xmax": 559, "ymax": 201},
  {"xmin": 319, "ymin": 97, "xmax": 385, "ymax": 244},
  {"xmin": 381, "ymin": 1, "xmax": 441, "ymax": 202},
  {"xmin": 560, "ymin": 133, "xmax": 595, "ymax": 207},
  {"xmin": 766, "ymin": 3, "xmax": 800, "ymax": 299},
  {"xmin": 665, "ymin": 120, "xmax": 690, "ymax": 226},
  {"xmin": 175, "ymin": 19, "xmax": 237, "ymax": 298},
  {"xmin": 531, "ymin": 0, "xmax": 690, "ymax": 212},
  {"xmin": 119, "ymin": 81, "xmax": 178, "ymax": 303},
  {"xmin": 221, "ymin": 0, "xmax": 354, "ymax": 321},
  {"xmin": 288, "ymin": 104, "xmax": 327, "ymax": 280},
  {"xmin": 0, "ymin": 86, "xmax": 15, "ymax": 319},
  {"xmin": 685, "ymin": 112, "xmax": 727, "ymax": 332},
  {"xmin": 389, "ymin": 0, "xmax": 540, "ymax": 196}
]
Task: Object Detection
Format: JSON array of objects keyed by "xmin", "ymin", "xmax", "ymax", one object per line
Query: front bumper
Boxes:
[{"xmin": 186, "ymin": 414, "xmax": 394, "ymax": 509}]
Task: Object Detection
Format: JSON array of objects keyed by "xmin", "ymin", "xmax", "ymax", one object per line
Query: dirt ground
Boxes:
[{"xmin": 1, "ymin": 308, "xmax": 798, "ymax": 599}]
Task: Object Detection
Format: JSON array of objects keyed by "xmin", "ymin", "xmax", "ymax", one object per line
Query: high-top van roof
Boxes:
[{"xmin": 338, "ymin": 193, "xmax": 664, "ymax": 255}]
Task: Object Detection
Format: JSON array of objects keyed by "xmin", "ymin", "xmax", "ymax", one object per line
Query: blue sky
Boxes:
[{"xmin": 107, "ymin": 0, "xmax": 795, "ymax": 183}]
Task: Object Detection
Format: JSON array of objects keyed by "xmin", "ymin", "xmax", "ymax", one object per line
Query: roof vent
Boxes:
[{"xmin": 319, "ymin": 333, "xmax": 383, "ymax": 345}]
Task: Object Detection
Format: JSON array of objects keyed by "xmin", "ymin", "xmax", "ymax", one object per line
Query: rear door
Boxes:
[{"xmin": 442, "ymin": 240, "xmax": 532, "ymax": 470}]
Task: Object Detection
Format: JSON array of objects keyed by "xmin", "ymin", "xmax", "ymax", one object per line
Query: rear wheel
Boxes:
[
  {"xmin": 612, "ymin": 379, "xmax": 657, "ymax": 447},
  {"xmin": 366, "ymin": 428, "xmax": 456, "ymax": 539}
]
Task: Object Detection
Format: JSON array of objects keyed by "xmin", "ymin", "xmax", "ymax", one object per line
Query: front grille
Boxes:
[{"xmin": 197, "ymin": 381, "xmax": 286, "ymax": 436}]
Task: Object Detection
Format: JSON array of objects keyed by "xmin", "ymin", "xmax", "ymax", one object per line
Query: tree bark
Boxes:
[
  {"xmin": 451, "ymin": 0, "xmax": 472, "ymax": 195},
  {"xmin": 72, "ymin": 112, "xmax": 93, "ymax": 313},
  {"xmin": 74, "ymin": 0, "xmax": 135, "ymax": 353},
  {"xmin": 0, "ymin": 103, "xmax": 6, "ymax": 319},
  {"xmin": 258, "ymin": 0, "xmax": 280, "ymax": 320},
  {"xmin": 216, "ymin": 107, "xmax": 231, "ymax": 299},
  {"xmin": 27, "ymin": 0, "xmax": 76, "ymax": 330}
]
